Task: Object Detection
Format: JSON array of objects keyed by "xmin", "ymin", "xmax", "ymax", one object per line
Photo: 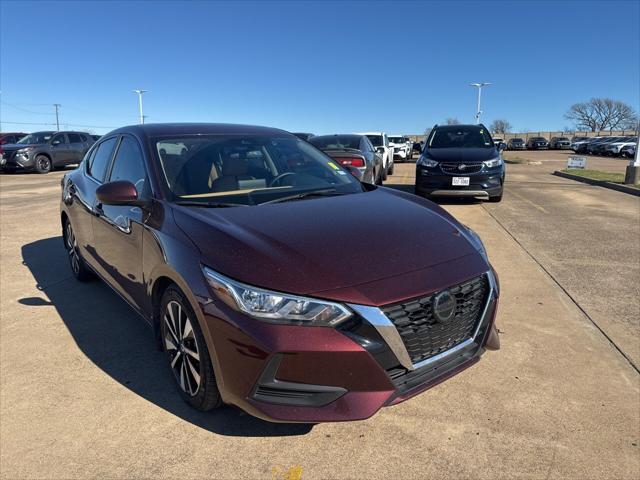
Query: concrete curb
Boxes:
[{"xmin": 553, "ymin": 170, "xmax": 640, "ymax": 197}]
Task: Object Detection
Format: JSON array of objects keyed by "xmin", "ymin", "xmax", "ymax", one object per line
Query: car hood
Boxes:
[
  {"xmin": 1, "ymin": 143, "xmax": 41, "ymax": 151},
  {"xmin": 173, "ymin": 187, "xmax": 483, "ymax": 299},
  {"xmin": 424, "ymin": 147, "xmax": 499, "ymax": 162}
]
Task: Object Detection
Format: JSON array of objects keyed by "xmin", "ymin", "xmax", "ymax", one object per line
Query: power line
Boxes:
[
  {"xmin": 1, "ymin": 120, "xmax": 119, "ymax": 129},
  {"xmin": 1, "ymin": 102, "xmax": 53, "ymax": 115}
]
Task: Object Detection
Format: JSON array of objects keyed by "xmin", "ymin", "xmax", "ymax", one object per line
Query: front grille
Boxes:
[
  {"xmin": 440, "ymin": 162, "xmax": 483, "ymax": 174},
  {"xmin": 381, "ymin": 275, "xmax": 488, "ymax": 365}
]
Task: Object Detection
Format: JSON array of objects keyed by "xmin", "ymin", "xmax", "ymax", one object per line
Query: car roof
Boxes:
[
  {"xmin": 106, "ymin": 123, "xmax": 293, "ymax": 139},
  {"xmin": 356, "ymin": 132, "xmax": 385, "ymax": 136}
]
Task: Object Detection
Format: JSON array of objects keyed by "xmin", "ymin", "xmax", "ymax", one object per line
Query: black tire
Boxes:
[
  {"xmin": 160, "ymin": 285, "xmax": 222, "ymax": 411},
  {"xmin": 63, "ymin": 218, "xmax": 94, "ymax": 281},
  {"xmin": 34, "ymin": 154, "xmax": 52, "ymax": 174},
  {"xmin": 489, "ymin": 193, "xmax": 503, "ymax": 203},
  {"xmin": 388, "ymin": 161, "xmax": 394, "ymax": 176},
  {"xmin": 382, "ymin": 161, "xmax": 388, "ymax": 181}
]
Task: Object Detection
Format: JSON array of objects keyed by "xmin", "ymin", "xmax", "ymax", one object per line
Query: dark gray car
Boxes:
[{"xmin": 1, "ymin": 131, "xmax": 95, "ymax": 173}]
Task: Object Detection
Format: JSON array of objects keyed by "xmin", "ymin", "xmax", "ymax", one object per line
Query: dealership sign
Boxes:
[{"xmin": 567, "ymin": 156, "xmax": 587, "ymax": 169}]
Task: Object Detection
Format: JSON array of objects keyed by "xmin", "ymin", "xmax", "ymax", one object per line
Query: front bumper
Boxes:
[
  {"xmin": 393, "ymin": 149, "xmax": 408, "ymax": 159},
  {"xmin": 0, "ymin": 152, "xmax": 35, "ymax": 170},
  {"xmin": 199, "ymin": 268, "xmax": 500, "ymax": 423},
  {"xmin": 415, "ymin": 166, "xmax": 504, "ymax": 198}
]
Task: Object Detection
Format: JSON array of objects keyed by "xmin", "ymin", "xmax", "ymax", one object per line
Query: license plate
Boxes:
[{"xmin": 452, "ymin": 177, "xmax": 470, "ymax": 186}]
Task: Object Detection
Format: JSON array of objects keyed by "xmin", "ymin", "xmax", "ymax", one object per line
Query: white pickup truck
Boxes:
[
  {"xmin": 356, "ymin": 132, "xmax": 394, "ymax": 178},
  {"xmin": 388, "ymin": 135, "xmax": 412, "ymax": 162}
]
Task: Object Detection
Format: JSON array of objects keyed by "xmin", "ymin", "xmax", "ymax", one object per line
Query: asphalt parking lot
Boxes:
[{"xmin": 1, "ymin": 154, "xmax": 639, "ymax": 479}]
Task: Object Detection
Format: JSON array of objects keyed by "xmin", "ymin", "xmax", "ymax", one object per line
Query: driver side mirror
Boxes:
[
  {"xmin": 343, "ymin": 165, "xmax": 363, "ymax": 181},
  {"xmin": 51, "ymin": 139, "xmax": 62, "ymax": 146},
  {"xmin": 96, "ymin": 180, "xmax": 145, "ymax": 206},
  {"xmin": 498, "ymin": 142, "xmax": 507, "ymax": 151}
]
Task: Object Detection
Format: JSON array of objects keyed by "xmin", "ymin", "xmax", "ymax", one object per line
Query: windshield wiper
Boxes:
[
  {"xmin": 175, "ymin": 200, "xmax": 249, "ymax": 208},
  {"xmin": 258, "ymin": 188, "xmax": 347, "ymax": 205}
]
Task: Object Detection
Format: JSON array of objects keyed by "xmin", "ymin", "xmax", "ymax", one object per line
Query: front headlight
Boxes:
[
  {"xmin": 16, "ymin": 148, "xmax": 32, "ymax": 156},
  {"xmin": 483, "ymin": 157, "xmax": 503, "ymax": 168},
  {"xmin": 203, "ymin": 266, "xmax": 352, "ymax": 326},
  {"xmin": 416, "ymin": 155, "xmax": 439, "ymax": 167}
]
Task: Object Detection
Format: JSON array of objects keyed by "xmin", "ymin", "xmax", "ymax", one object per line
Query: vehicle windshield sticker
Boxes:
[
  {"xmin": 337, "ymin": 171, "xmax": 347, "ymax": 175},
  {"xmin": 328, "ymin": 162, "xmax": 340, "ymax": 170}
]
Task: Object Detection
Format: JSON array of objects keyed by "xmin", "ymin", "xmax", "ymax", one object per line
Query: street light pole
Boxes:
[
  {"xmin": 132, "ymin": 89, "xmax": 148, "ymax": 124},
  {"xmin": 469, "ymin": 82, "xmax": 491, "ymax": 124},
  {"xmin": 624, "ymin": 130, "xmax": 640, "ymax": 184},
  {"xmin": 53, "ymin": 104, "xmax": 61, "ymax": 131}
]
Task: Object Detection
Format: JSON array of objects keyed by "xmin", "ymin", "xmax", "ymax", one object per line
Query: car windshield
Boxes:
[
  {"xmin": 428, "ymin": 126, "xmax": 493, "ymax": 148},
  {"xmin": 532, "ymin": 137, "xmax": 546, "ymax": 141},
  {"xmin": 17, "ymin": 132, "xmax": 54, "ymax": 144},
  {"xmin": 389, "ymin": 137, "xmax": 403, "ymax": 143},
  {"xmin": 309, "ymin": 135, "xmax": 361, "ymax": 150},
  {"xmin": 366, "ymin": 135, "xmax": 383, "ymax": 147},
  {"xmin": 558, "ymin": 138, "xmax": 569, "ymax": 141},
  {"xmin": 512, "ymin": 138, "xmax": 524, "ymax": 142},
  {"xmin": 155, "ymin": 135, "xmax": 364, "ymax": 205}
]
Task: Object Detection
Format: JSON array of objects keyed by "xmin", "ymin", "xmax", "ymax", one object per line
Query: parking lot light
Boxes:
[
  {"xmin": 624, "ymin": 133, "xmax": 640, "ymax": 184},
  {"xmin": 469, "ymin": 82, "xmax": 491, "ymax": 124},
  {"xmin": 132, "ymin": 89, "xmax": 148, "ymax": 124}
]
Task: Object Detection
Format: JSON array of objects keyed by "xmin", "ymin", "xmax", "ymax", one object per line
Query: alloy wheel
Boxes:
[
  {"xmin": 164, "ymin": 300, "xmax": 202, "ymax": 397},
  {"xmin": 66, "ymin": 222, "xmax": 80, "ymax": 275},
  {"xmin": 37, "ymin": 156, "xmax": 51, "ymax": 172}
]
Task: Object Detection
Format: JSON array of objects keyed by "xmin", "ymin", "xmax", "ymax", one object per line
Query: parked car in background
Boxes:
[
  {"xmin": 60, "ymin": 122, "xmax": 500, "ymax": 422},
  {"xmin": 571, "ymin": 136, "xmax": 589, "ymax": 144},
  {"xmin": 356, "ymin": 132, "xmax": 394, "ymax": 179},
  {"xmin": 492, "ymin": 138, "xmax": 504, "ymax": 148},
  {"xmin": 526, "ymin": 137, "xmax": 548, "ymax": 150},
  {"xmin": 549, "ymin": 137, "xmax": 571, "ymax": 149},
  {"xmin": 293, "ymin": 132, "xmax": 315, "ymax": 141},
  {"xmin": 603, "ymin": 137, "xmax": 637, "ymax": 156},
  {"xmin": 573, "ymin": 137, "xmax": 602, "ymax": 153},
  {"xmin": 621, "ymin": 144, "xmax": 636, "ymax": 158},
  {"xmin": 0, "ymin": 131, "xmax": 95, "ymax": 173},
  {"xmin": 309, "ymin": 134, "xmax": 383, "ymax": 184},
  {"xmin": 415, "ymin": 124, "xmax": 505, "ymax": 202},
  {"xmin": 587, "ymin": 137, "xmax": 623, "ymax": 155},
  {"xmin": 0, "ymin": 132, "xmax": 27, "ymax": 145},
  {"xmin": 507, "ymin": 138, "xmax": 526, "ymax": 150},
  {"xmin": 388, "ymin": 135, "xmax": 412, "ymax": 162}
]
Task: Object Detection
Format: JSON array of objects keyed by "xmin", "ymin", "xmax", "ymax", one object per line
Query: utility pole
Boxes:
[
  {"xmin": 132, "ymin": 89, "xmax": 147, "ymax": 124},
  {"xmin": 469, "ymin": 82, "xmax": 491, "ymax": 124},
  {"xmin": 53, "ymin": 104, "xmax": 61, "ymax": 131}
]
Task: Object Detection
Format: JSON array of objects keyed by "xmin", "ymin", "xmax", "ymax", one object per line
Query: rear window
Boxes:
[
  {"xmin": 309, "ymin": 135, "xmax": 361, "ymax": 150},
  {"xmin": 366, "ymin": 135, "xmax": 383, "ymax": 147},
  {"xmin": 428, "ymin": 126, "xmax": 493, "ymax": 149}
]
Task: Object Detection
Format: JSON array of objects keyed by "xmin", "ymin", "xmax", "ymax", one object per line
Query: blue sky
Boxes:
[{"xmin": 1, "ymin": 0, "xmax": 638, "ymax": 135}]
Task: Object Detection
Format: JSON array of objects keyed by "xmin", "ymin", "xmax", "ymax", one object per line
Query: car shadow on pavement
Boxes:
[
  {"xmin": 21, "ymin": 236, "xmax": 313, "ymax": 438},
  {"xmin": 384, "ymin": 183, "xmax": 485, "ymax": 205}
]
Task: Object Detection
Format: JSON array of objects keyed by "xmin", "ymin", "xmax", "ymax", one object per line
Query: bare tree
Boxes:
[
  {"xmin": 565, "ymin": 98, "xmax": 638, "ymax": 132},
  {"xmin": 490, "ymin": 119, "xmax": 512, "ymax": 134},
  {"xmin": 445, "ymin": 117, "xmax": 460, "ymax": 125}
]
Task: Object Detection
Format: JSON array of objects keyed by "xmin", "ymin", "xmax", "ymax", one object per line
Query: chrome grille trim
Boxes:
[{"xmin": 348, "ymin": 270, "xmax": 496, "ymax": 371}]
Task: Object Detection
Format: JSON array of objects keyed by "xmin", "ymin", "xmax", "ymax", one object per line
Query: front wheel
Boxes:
[
  {"xmin": 34, "ymin": 155, "xmax": 52, "ymax": 174},
  {"xmin": 161, "ymin": 286, "xmax": 222, "ymax": 411}
]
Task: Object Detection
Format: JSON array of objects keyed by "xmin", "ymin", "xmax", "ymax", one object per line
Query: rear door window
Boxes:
[{"xmin": 68, "ymin": 133, "xmax": 83, "ymax": 144}]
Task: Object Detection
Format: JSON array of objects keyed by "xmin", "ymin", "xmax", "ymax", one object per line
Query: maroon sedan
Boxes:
[{"xmin": 60, "ymin": 123, "xmax": 500, "ymax": 423}]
